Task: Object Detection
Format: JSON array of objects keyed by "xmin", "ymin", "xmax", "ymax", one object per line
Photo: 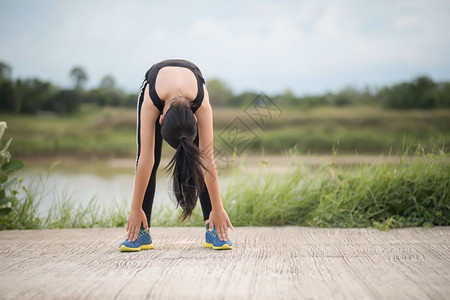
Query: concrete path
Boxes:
[{"xmin": 0, "ymin": 226, "xmax": 449, "ymax": 300}]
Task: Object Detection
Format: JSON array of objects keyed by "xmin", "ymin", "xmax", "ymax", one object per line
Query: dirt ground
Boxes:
[{"xmin": 0, "ymin": 226, "xmax": 449, "ymax": 299}]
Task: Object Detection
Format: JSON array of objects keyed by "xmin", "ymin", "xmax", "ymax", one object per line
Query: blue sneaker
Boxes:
[
  {"xmin": 119, "ymin": 229, "xmax": 154, "ymax": 252},
  {"xmin": 204, "ymin": 224, "xmax": 232, "ymax": 250}
]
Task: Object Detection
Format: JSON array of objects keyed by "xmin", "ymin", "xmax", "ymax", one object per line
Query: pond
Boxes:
[
  {"xmin": 15, "ymin": 154, "xmax": 397, "ymax": 217},
  {"xmin": 16, "ymin": 156, "xmax": 233, "ymax": 217}
]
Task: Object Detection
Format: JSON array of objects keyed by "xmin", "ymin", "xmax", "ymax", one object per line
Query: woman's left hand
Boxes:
[{"xmin": 208, "ymin": 208, "xmax": 234, "ymax": 241}]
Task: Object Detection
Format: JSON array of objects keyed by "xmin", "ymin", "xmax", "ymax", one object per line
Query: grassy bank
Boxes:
[
  {"xmin": 1, "ymin": 145, "xmax": 448, "ymax": 230},
  {"xmin": 1, "ymin": 105, "xmax": 450, "ymax": 157},
  {"xmin": 222, "ymin": 146, "xmax": 449, "ymax": 230}
]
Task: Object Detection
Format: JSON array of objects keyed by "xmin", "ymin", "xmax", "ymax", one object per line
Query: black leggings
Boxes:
[{"xmin": 135, "ymin": 80, "xmax": 213, "ymax": 227}]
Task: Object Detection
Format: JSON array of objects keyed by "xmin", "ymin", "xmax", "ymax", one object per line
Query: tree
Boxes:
[
  {"xmin": 276, "ymin": 89, "xmax": 298, "ymax": 106},
  {"xmin": 70, "ymin": 66, "xmax": 88, "ymax": 90},
  {"xmin": 14, "ymin": 79, "xmax": 53, "ymax": 114},
  {"xmin": 333, "ymin": 86, "xmax": 369, "ymax": 106},
  {"xmin": 99, "ymin": 75, "xmax": 116, "ymax": 90},
  {"xmin": 380, "ymin": 75, "xmax": 438, "ymax": 109},
  {"xmin": 411, "ymin": 76, "xmax": 436, "ymax": 108},
  {"xmin": 206, "ymin": 78, "xmax": 233, "ymax": 107},
  {"xmin": 46, "ymin": 90, "xmax": 80, "ymax": 115},
  {"xmin": 0, "ymin": 62, "xmax": 15, "ymax": 112},
  {"xmin": 436, "ymin": 82, "xmax": 450, "ymax": 108},
  {"xmin": 0, "ymin": 81, "xmax": 15, "ymax": 112},
  {"xmin": 0, "ymin": 62, "xmax": 12, "ymax": 80},
  {"xmin": 84, "ymin": 75, "xmax": 125, "ymax": 107},
  {"xmin": 230, "ymin": 91, "xmax": 259, "ymax": 107}
]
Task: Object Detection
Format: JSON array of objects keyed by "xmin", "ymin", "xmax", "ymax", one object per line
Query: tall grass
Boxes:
[
  {"xmin": 0, "ymin": 169, "xmax": 128, "ymax": 230},
  {"xmin": 0, "ymin": 144, "xmax": 448, "ymax": 231},
  {"xmin": 220, "ymin": 144, "xmax": 449, "ymax": 230}
]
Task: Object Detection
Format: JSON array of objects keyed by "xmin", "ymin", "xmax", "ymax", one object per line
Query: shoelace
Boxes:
[
  {"xmin": 208, "ymin": 229, "xmax": 218, "ymax": 238},
  {"xmin": 125, "ymin": 230, "xmax": 149, "ymax": 240},
  {"xmin": 138, "ymin": 230, "xmax": 150, "ymax": 238},
  {"xmin": 208, "ymin": 228, "xmax": 230, "ymax": 240}
]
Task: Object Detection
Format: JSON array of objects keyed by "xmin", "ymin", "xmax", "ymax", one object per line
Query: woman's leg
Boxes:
[
  {"xmin": 193, "ymin": 130, "xmax": 213, "ymax": 222},
  {"xmin": 135, "ymin": 80, "xmax": 163, "ymax": 228}
]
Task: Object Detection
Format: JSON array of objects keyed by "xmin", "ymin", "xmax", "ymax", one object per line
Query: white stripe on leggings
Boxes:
[{"xmin": 135, "ymin": 78, "xmax": 147, "ymax": 172}]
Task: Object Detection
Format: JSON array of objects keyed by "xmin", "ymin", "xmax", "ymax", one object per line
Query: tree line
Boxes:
[
  {"xmin": 0, "ymin": 62, "xmax": 136, "ymax": 115},
  {"xmin": 0, "ymin": 61, "xmax": 449, "ymax": 115}
]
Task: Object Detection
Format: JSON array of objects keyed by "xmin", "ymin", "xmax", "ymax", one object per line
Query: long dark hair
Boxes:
[{"xmin": 161, "ymin": 98, "xmax": 208, "ymax": 221}]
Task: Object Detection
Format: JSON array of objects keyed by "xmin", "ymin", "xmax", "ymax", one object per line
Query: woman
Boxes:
[{"xmin": 119, "ymin": 59, "xmax": 234, "ymax": 251}]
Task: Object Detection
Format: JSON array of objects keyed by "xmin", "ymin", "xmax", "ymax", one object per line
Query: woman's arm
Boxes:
[
  {"xmin": 195, "ymin": 85, "xmax": 234, "ymax": 241},
  {"xmin": 127, "ymin": 84, "xmax": 160, "ymax": 242}
]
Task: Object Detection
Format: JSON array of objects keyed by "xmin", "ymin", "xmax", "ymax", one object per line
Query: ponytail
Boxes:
[{"xmin": 164, "ymin": 135, "xmax": 208, "ymax": 221}]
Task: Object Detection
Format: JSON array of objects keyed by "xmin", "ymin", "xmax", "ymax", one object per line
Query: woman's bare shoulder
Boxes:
[
  {"xmin": 142, "ymin": 83, "xmax": 162, "ymax": 120},
  {"xmin": 194, "ymin": 84, "xmax": 212, "ymax": 117},
  {"xmin": 194, "ymin": 85, "xmax": 214, "ymax": 137}
]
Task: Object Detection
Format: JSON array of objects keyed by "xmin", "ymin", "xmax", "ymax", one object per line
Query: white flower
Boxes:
[{"xmin": 0, "ymin": 121, "xmax": 7, "ymax": 139}]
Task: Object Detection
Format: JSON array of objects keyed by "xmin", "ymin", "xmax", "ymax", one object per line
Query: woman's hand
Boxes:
[
  {"xmin": 126, "ymin": 207, "xmax": 148, "ymax": 242},
  {"xmin": 208, "ymin": 208, "xmax": 234, "ymax": 241}
]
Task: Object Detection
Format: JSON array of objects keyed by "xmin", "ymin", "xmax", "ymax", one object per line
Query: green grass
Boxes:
[
  {"xmin": 1, "ymin": 144, "xmax": 449, "ymax": 231},
  {"xmin": 2, "ymin": 106, "xmax": 137, "ymax": 157},
  {"xmin": 0, "ymin": 170, "xmax": 128, "ymax": 230},
  {"xmin": 2, "ymin": 105, "xmax": 450, "ymax": 157},
  {"xmin": 220, "ymin": 145, "xmax": 449, "ymax": 230}
]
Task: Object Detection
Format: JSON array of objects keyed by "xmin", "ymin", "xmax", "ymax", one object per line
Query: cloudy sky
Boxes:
[{"xmin": 1, "ymin": 0, "xmax": 449, "ymax": 95}]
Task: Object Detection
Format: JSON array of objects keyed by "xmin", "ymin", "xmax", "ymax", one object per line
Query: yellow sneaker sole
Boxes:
[
  {"xmin": 204, "ymin": 242, "xmax": 232, "ymax": 250},
  {"xmin": 119, "ymin": 243, "xmax": 154, "ymax": 252}
]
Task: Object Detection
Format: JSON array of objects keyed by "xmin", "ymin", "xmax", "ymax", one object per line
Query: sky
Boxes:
[{"xmin": 1, "ymin": 0, "xmax": 450, "ymax": 96}]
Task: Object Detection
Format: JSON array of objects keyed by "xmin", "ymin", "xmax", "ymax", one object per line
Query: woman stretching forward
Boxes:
[{"xmin": 119, "ymin": 59, "xmax": 233, "ymax": 251}]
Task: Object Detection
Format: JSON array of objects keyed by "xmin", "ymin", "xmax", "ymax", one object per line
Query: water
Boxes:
[
  {"xmin": 15, "ymin": 154, "xmax": 380, "ymax": 217},
  {"xmin": 16, "ymin": 157, "xmax": 232, "ymax": 217}
]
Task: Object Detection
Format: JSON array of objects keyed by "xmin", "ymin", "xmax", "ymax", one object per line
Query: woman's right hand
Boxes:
[{"xmin": 126, "ymin": 207, "xmax": 148, "ymax": 242}]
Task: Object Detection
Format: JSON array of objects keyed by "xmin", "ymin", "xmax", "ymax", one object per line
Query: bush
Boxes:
[
  {"xmin": 379, "ymin": 76, "xmax": 445, "ymax": 109},
  {"xmin": 46, "ymin": 89, "xmax": 81, "ymax": 115},
  {"xmin": 0, "ymin": 121, "xmax": 24, "ymax": 217}
]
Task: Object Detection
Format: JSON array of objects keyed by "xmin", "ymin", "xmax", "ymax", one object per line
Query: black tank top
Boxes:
[{"xmin": 145, "ymin": 59, "xmax": 206, "ymax": 114}]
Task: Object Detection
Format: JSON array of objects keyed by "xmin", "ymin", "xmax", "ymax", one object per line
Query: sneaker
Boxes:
[
  {"xmin": 204, "ymin": 224, "xmax": 232, "ymax": 250},
  {"xmin": 119, "ymin": 229, "xmax": 154, "ymax": 252}
]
